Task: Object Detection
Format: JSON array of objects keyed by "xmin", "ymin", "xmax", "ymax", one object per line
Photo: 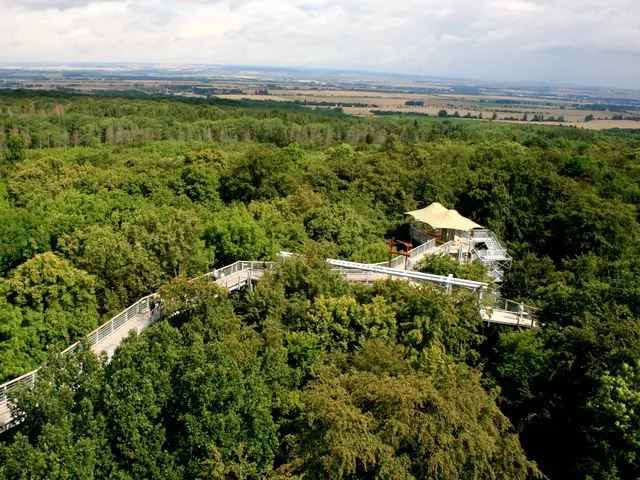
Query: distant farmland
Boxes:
[{"xmin": 211, "ymin": 90, "xmax": 639, "ymax": 129}]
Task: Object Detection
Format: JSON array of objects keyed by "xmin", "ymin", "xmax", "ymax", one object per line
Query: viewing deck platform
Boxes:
[{"xmin": 406, "ymin": 203, "xmax": 513, "ymax": 281}]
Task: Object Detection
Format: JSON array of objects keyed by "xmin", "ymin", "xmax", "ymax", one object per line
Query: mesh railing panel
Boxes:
[
  {"xmin": 486, "ymin": 294, "xmax": 540, "ymax": 317},
  {"xmin": 410, "ymin": 225, "xmax": 432, "ymax": 245},
  {"xmin": 0, "ymin": 294, "xmax": 158, "ymax": 407}
]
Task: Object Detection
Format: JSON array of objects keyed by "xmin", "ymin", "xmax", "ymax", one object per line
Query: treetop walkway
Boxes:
[{"xmin": 0, "ymin": 252, "xmax": 539, "ymax": 434}]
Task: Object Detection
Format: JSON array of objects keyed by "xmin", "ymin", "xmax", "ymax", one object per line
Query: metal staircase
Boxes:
[{"xmin": 471, "ymin": 230, "xmax": 512, "ymax": 282}]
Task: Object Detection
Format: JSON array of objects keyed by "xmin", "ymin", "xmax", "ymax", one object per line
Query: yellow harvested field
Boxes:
[
  {"xmin": 578, "ymin": 120, "xmax": 640, "ymax": 130},
  {"xmin": 445, "ymin": 93, "xmax": 570, "ymax": 103},
  {"xmin": 278, "ymin": 89, "xmax": 428, "ymax": 99},
  {"xmin": 498, "ymin": 119, "xmax": 640, "ymax": 130},
  {"xmin": 343, "ymin": 106, "xmax": 468, "ymax": 116}
]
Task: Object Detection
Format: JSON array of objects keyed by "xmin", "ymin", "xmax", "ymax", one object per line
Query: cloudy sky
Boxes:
[{"xmin": 0, "ymin": 0, "xmax": 638, "ymax": 88}]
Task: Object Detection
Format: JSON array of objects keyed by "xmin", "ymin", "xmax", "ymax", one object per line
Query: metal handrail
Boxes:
[
  {"xmin": 473, "ymin": 231, "xmax": 508, "ymax": 251},
  {"xmin": 486, "ymin": 293, "xmax": 540, "ymax": 315},
  {"xmin": 410, "ymin": 238, "xmax": 436, "ymax": 258},
  {"xmin": 405, "ymin": 238, "xmax": 436, "ymax": 270},
  {"xmin": 327, "ymin": 258, "xmax": 489, "ymax": 291},
  {"xmin": 0, "ymin": 293, "xmax": 160, "ymax": 407},
  {"xmin": 409, "ymin": 224, "xmax": 432, "ymax": 245},
  {"xmin": 472, "ymin": 229, "xmax": 491, "ymax": 238},
  {"xmin": 475, "ymin": 249, "xmax": 512, "ymax": 260},
  {"xmin": 375, "ymin": 238, "xmax": 437, "ymax": 271}
]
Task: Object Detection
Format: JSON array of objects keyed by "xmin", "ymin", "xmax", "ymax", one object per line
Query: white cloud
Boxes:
[
  {"xmin": 1, "ymin": 0, "xmax": 119, "ymax": 10},
  {"xmin": 0, "ymin": 0, "xmax": 638, "ymax": 88}
]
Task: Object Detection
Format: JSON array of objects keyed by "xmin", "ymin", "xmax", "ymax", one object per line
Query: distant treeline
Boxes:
[
  {"xmin": 437, "ymin": 109, "xmax": 482, "ymax": 119},
  {"xmin": 0, "ymin": 89, "xmax": 636, "ymax": 157},
  {"xmin": 479, "ymin": 99, "xmax": 558, "ymax": 106},
  {"xmin": 611, "ymin": 114, "xmax": 640, "ymax": 121},
  {"xmin": 296, "ymin": 100, "xmax": 379, "ymax": 108},
  {"xmin": 574, "ymin": 103, "xmax": 640, "ymax": 112},
  {"xmin": 1, "ymin": 89, "xmax": 349, "ymax": 117},
  {"xmin": 370, "ymin": 110, "xmax": 430, "ymax": 117},
  {"xmin": 62, "ymin": 73, "xmax": 215, "ymax": 82}
]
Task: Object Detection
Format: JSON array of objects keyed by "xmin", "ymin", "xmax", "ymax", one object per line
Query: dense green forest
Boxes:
[{"xmin": 1, "ymin": 91, "xmax": 640, "ymax": 479}]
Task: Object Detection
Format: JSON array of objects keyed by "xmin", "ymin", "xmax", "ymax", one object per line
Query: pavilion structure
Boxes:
[{"xmin": 405, "ymin": 203, "xmax": 512, "ymax": 281}]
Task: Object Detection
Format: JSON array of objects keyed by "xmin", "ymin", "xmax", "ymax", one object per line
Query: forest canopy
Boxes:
[{"xmin": 1, "ymin": 91, "xmax": 640, "ymax": 479}]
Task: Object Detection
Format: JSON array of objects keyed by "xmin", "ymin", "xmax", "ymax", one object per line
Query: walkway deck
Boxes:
[
  {"xmin": 90, "ymin": 308, "xmax": 154, "ymax": 359},
  {"xmin": 0, "ymin": 298, "xmax": 160, "ymax": 434},
  {"xmin": 216, "ymin": 268, "xmax": 265, "ymax": 292},
  {"xmin": 481, "ymin": 308, "xmax": 537, "ymax": 328}
]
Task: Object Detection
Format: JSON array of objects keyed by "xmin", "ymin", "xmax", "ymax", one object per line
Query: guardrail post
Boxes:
[
  {"xmin": 445, "ymin": 274, "xmax": 453, "ymax": 294},
  {"xmin": 518, "ymin": 302, "xmax": 525, "ymax": 326}
]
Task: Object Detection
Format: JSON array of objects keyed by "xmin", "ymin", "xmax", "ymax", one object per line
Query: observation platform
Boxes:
[{"xmin": 406, "ymin": 203, "xmax": 512, "ymax": 281}]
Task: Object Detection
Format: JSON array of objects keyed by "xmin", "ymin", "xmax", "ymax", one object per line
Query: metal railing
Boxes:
[
  {"xmin": 473, "ymin": 231, "xmax": 511, "ymax": 258},
  {"xmin": 201, "ymin": 261, "xmax": 274, "ymax": 280},
  {"xmin": 490, "ymin": 296, "xmax": 540, "ymax": 316},
  {"xmin": 471, "ymin": 230, "xmax": 512, "ymax": 280},
  {"xmin": 485, "ymin": 294, "xmax": 540, "ymax": 327},
  {"xmin": 475, "ymin": 249, "xmax": 512, "ymax": 260},
  {"xmin": 408, "ymin": 227, "xmax": 511, "ymax": 263},
  {"xmin": 0, "ymin": 293, "xmax": 161, "ymax": 410},
  {"xmin": 472, "ymin": 229, "xmax": 493, "ymax": 240},
  {"xmin": 199, "ymin": 261, "xmax": 275, "ymax": 292},
  {"xmin": 327, "ymin": 258, "xmax": 489, "ymax": 292},
  {"xmin": 376, "ymin": 238, "xmax": 436, "ymax": 271},
  {"xmin": 407, "ymin": 238, "xmax": 437, "ymax": 270},
  {"xmin": 438, "ymin": 241, "xmax": 454, "ymax": 256},
  {"xmin": 388, "ymin": 255, "xmax": 407, "ymax": 269},
  {"xmin": 409, "ymin": 224, "xmax": 432, "ymax": 246},
  {"xmin": 85, "ymin": 295, "xmax": 157, "ymax": 349},
  {"xmin": 331, "ymin": 269, "xmax": 388, "ymax": 285},
  {"xmin": 409, "ymin": 238, "xmax": 436, "ymax": 260}
]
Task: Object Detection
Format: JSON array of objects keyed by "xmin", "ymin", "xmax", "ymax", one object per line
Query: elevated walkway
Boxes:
[
  {"xmin": 0, "ymin": 294, "xmax": 163, "ymax": 434},
  {"xmin": 0, "ymin": 255, "xmax": 538, "ymax": 434}
]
